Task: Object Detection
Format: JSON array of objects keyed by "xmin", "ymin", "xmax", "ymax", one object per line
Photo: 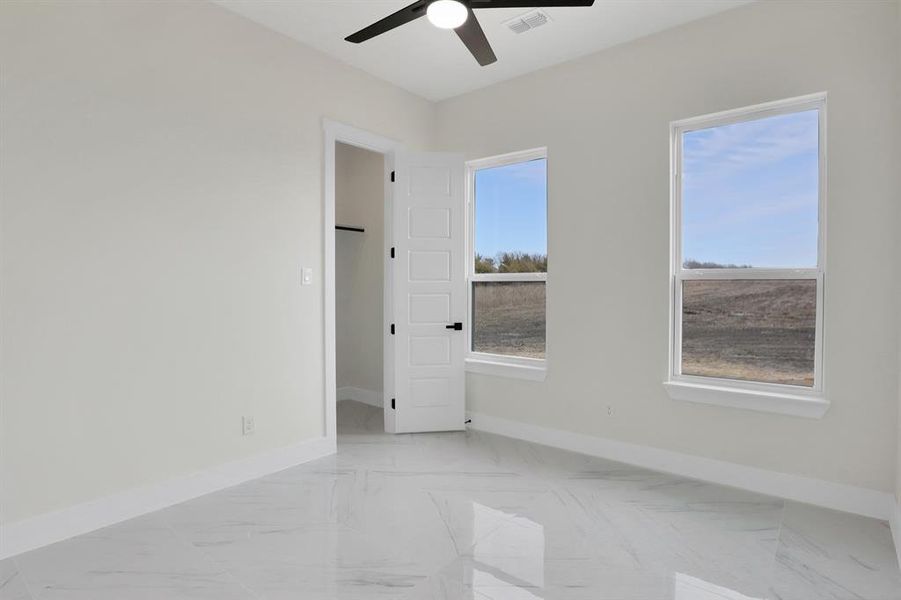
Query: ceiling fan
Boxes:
[{"xmin": 345, "ymin": 0, "xmax": 596, "ymax": 67}]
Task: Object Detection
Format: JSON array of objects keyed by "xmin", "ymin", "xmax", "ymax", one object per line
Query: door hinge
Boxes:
[
  {"xmin": 390, "ymin": 171, "xmax": 395, "ymax": 182},
  {"xmin": 390, "ymin": 323, "xmax": 395, "ymax": 335},
  {"xmin": 391, "ymin": 398, "xmax": 395, "ymax": 409},
  {"xmin": 390, "ymin": 247, "xmax": 395, "ymax": 258}
]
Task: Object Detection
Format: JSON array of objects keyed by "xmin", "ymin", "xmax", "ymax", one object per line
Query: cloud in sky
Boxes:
[
  {"xmin": 681, "ymin": 109, "xmax": 820, "ymax": 268},
  {"xmin": 683, "ymin": 109, "xmax": 818, "ymax": 183},
  {"xmin": 490, "ymin": 157, "xmax": 547, "ymax": 185}
]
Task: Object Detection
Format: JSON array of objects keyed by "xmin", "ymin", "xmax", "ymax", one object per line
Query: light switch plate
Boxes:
[{"xmin": 301, "ymin": 267, "xmax": 313, "ymax": 286}]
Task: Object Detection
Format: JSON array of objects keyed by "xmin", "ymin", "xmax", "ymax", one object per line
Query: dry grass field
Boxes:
[
  {"xmin": 681, "ymin": 279, "xmax": 816, "ymax": 386},
  {"xmin": 470, "ymin": 275, "xmax": 815, "ymax": 385},
  {"xmin": 472, "ymin": 281, "xmax": 546, "ymax": 358}
]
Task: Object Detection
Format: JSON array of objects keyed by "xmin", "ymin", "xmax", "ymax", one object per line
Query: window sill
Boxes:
[
  {"xmin": 663, "ymin": 380, "xmax": 829, "ymax": 419},
  {"xmin": 465, "ymin": 357, "xmax": 547, "ymax": 382}
]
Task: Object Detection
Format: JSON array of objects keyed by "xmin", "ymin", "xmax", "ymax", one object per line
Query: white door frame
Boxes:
[{"xmin": 322, "ymin": 119, "xmax": 400, "ymax": 440}]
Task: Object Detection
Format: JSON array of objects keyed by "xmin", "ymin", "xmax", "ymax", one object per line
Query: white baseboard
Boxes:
[
  {"xmin": 890, "ymin": 497, "xmax": 901, "ymax": 571},
  {"xmin": 0, "ymin": 435, "xmax": 336, "ymax": 560},
  {"xmin": 466, "ymin": 411, "xmax": 893, "ymax": 521},
  {"xmin": 337, "ymin": 386, "xmax": 383, "ymax": 408}
]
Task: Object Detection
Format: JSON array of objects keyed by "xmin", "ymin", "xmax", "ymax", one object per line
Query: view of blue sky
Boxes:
[
  {"xmin": 682, "ymin": 109, "xmax": 819, "ymax": 268},
  {"xmin": 473, "ymin": 111, "xmax": 817, "ymax": 268},
  {"xmin": 474, "ymin": 158, "xmax": 547, "ymax": 258}
]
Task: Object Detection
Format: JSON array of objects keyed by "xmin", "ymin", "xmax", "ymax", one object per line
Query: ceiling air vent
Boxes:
[{"xmin": 504, "ymin": 9, "xmax": 551, "ymax": 34}]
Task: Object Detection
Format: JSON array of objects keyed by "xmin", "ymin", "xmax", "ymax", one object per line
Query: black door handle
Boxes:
[{"xmin": 445, "ymin": 322, "xmax": 463, "ymax": 331}]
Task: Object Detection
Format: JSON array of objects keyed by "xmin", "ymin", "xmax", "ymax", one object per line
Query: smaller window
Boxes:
[
  {"xmin": 667, "ymin": 94, "xmax": 828, "ymax": 418},
  {"xmin": 466, "ymin": 149, "xmax": 547, "ymax": 380}
]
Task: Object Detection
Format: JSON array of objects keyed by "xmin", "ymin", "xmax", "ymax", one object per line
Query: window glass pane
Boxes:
[
  {"xmin": 474, "ymin": 158, "xmax": 547, "ymax": 273},
  {"xmin": 681, "ymin": 279, "xmax": 816, "ymax": 386},
  {"xmin": 473, "ymin": 281, "xmax": 545, "ymax": 359},
  {"xmin": 682, "ymin": 110, "xmax": 819, "ymax": 269}
]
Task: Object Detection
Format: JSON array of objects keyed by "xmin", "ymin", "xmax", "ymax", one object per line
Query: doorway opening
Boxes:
[
  {"xmin": 322, "ymin": 120, "xmax": 398, "ymax": 442},
  {"xmin": 334, "ymin": 141, "xmax": 388, "ymax": 438},
  {"xmin": 323, "ymin": 120, "xmax": 466, "ymax": 440}
]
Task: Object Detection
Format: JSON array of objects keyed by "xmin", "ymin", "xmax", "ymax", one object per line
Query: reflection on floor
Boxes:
[{"xmin": 3, "ymin": 400, "xmax": 899, "ymax": 599}]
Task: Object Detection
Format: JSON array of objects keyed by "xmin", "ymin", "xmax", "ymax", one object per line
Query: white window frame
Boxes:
[
  {"xmin": 665, "ymin": 93, "xmax": 829, "ymax": 418},
  {"xmin": 465, "ymin": 147, "xmax": 548, "ymax": 381}
]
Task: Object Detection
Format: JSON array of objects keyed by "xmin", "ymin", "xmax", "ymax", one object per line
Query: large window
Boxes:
[
  {"xmin": 667, "ymin": 94, "xmax": 827, "ymax": 417},
  {"xmin": 466, "ymin": 148, "xmax": 547, "ymax": 380}
]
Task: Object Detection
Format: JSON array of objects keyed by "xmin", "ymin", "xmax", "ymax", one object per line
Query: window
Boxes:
[
  {"xmin": 666, "ymin": 94, "xmax": 828, "ymax": 418},
  {"xmin": 466, "ymin": 148, "xmax": 547, "ymax": 380}
]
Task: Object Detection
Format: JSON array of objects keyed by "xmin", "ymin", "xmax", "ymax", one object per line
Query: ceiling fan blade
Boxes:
[
  {"xmin": 469, "ymin": 0, "xmax": 594, "ymax": 7},
  {"xmin": 345, "ymin": 0, "xmax": 428, "ymax": 43},
  {"xmin": 455, "ymin": 10, "xmax": 497, "ymax": 66}
]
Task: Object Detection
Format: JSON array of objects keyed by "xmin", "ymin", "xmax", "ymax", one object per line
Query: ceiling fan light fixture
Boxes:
[
  {"xmin": 426, "ymin": 0, "xmax": 468, "ymax": 30},
  {"xmin": 344, "ymin": 0, "xmax": 594, "ymax": 68}
]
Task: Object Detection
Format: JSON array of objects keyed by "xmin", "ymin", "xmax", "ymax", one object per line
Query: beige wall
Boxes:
[
  {"xmin": 335, "ymin": 143, "xmax": 384, "ymax": 395},
  {"xmin": 0, "ymin": 0, "xmax": 434, "ymax": 525},
  {"xmin": 436, "ymin": 0, "xmax": 901, "ymax": 493}
]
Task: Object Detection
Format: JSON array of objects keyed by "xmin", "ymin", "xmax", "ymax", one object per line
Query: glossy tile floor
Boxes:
[{"xmin": 3, "ymin": 400, "xmax": 900, "ymax": 600}]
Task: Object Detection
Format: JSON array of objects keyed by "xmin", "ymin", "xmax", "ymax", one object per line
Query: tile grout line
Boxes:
[
  {"xmin": 766, "ymin": 498, "xmax": 789, "ymax": 595},
  {"xmin": 11, "ymin": 557, "xmax": 39, "ymax": 600},
  {"xmin": 158, "ymin": 514, "xmax": 266, "ymax": 600}
]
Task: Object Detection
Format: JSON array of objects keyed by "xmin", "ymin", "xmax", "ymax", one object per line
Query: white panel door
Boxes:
[{"xmin": 392, "ymin": 151, "xmax": 465, "ymax": 433}]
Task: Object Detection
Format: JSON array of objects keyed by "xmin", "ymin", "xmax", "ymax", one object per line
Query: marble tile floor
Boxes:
[{"xmin": 3, "ymin": 400, "xmax": 899, "ymax": 600}]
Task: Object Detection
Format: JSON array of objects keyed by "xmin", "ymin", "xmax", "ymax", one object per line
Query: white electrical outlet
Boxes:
[{"xmin": 242, "ymin": 416, "xmax": 255, "ymax": 436}]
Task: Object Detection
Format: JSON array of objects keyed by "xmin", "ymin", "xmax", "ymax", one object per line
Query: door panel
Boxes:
[
  {"xmin": 392, "ymin": 151, "xmax": 465, "ymax": 433},
  {"xmin": 409, "ymin": 378, "xmax": 451, "ymax": 407},
  {"xmin": 409, "ymin": 337, "xmax": 451, "ymax": 365},
  {"xmin": 409, "ymin": 251, "xmax": 451, "ymax": 281},
  {"xmin": 409, "ymin": 208, "xmax": 451, "ymax": 238},
  {"xmin": 409, "ymin": 294, "xmax": 451, "ymax": 324}
]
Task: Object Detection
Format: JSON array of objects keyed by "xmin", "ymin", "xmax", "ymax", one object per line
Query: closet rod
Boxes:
[{"xmin": 335, "ymin": 225, "xmax": 365, "ymax": 233}]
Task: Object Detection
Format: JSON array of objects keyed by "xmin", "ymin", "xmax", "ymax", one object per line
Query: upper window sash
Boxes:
[
  {"xmin": 465, "ymin": 146, "xmax": 549, "ymax": 280},
  {"xmin": 670, "ymin": 92, "xmax": 827, "ymax": 276}
]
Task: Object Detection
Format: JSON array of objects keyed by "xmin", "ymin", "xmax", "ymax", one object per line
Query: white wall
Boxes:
[
  {"xmin": 2, "ymin": 0, "xmax": 900, "ymax": 532},
  {"xmin": 335, "ymin": 143, "xmax": 384, "ymax": 396},
  {"xmin": 0, "ymin": 0, "xmax": 434, "ymax": 525},
  {"xmin": 436, "ymin": 0, "xmax": 901, "ymax": 493}
]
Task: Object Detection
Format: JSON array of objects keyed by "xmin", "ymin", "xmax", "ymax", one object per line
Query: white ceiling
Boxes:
[{"xmin": 213, "ymin": 0, "xmax": 751, "ymax": 101}]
